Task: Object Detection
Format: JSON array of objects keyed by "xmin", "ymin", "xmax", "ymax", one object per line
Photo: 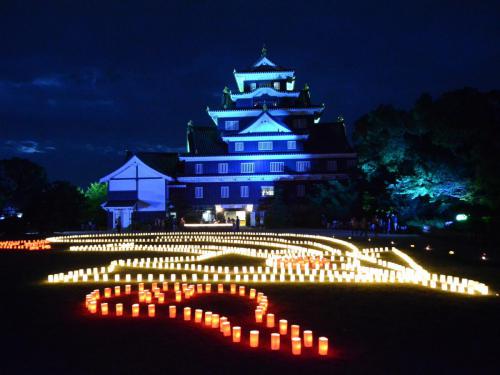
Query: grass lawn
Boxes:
[{"xmin": 0, "ymin": 234, "xmax": 499, "ymax": 374}]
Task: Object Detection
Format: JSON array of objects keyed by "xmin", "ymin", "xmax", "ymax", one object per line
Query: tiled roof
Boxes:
[
  {"xmin": 126, "ymin": 151, "xmax": 180, "ymax": 177},
  {"xmin": 187, "ymin": 125, "xmax": 228, "ymax": 155},
  {"xmin": 304, "ymin": 121, "xmax": 353, "ymax": 153}
]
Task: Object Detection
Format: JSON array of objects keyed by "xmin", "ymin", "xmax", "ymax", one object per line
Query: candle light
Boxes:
[
  {"xmin": 104, "ymin": 288, "xmax": 111, "ymax": 298},
  {"xmin": 162, "ymin": 281, "xmax": 168, "ymax": 291},
  {"xmin": 303, "ymin": 330, "xmax": 313, "ymax": 348},
  {"xmin": 232, "ymin": 326, "xmax": 241, "ymax": 342},
  {"xmin": 292, "ymin": 337, "xmax": 302, "ymax": 355},
  {"xmin": 218, "ymin": 283, "xmax": 224, "ymax": 293},
  {"xmin": 125, "ymin": 284, "xmax": 131, "ymax": 295},
  {"xmin": 222, "ymin": 321, "xmax": 231, "ymax": 337},
  {"xmin": 318, "ymin": 337, "xmax": 328, "ymax": 355},
  {"xmin": 279, "ymin": 319, "xmax": 288, "ymax": 335},
  {"xmin": 249, "ymin": 288, "xmax": 256, "ymax": 299},
  {"xmin": 211, "ymin": 313, "xmax": 220, "ymax": 328},
  {"xmin": 175, "ymin": 291, "xmax": 182, "ymax": 302},
  {"xmin": 139, "ymin": 291, "xmax": 145, "ymax": 302},
  {"xmin": 204, "ymin": 311, "xmax": 212, "ymax": 326},
  {"xmin": 239, "ymin": 285, "xmax": 245, "ymax": 296},
  {"xmin": 249, "ymin": 330, "xmax": 259, "ymax": 348},
  {"xmin": 114, "ymin": 286, "xmax": 121, "ymax": 296},
  {"xmin": 101, "ymin": 302, "xmax": 108, "ymax": 315},
  {"xmin": 169, "ymin": 305, "xmax": 176, "ymax": 318},
  {"xmin": 158, "ymin": 293, "xmax": 165, "ymax": 304},
  {"xmin": 255, "ymin": 308, "xmax": 263, "ymax": 323},
  {"xmin": 139, "ymin": 283, "xmax": 144, "ymax": 292},
  {"xmin": 230, "ymin": 284, "xmax": 236, "ymax": 294},
  {"xmin": 219, "ymin": 317, "xmax": 228, "ymax": 333},
  {"xmin": 89, "ymin": 300, "xmax": 97, "ymax": 314},
  {"xmin": 183, "ymin": 307, "xmax": 191, "ymax": 321},
  {"xmin": 152, "ymin": 282, "xmax": 157, "ymax": 290},
  {"xmin": 271, "ymin": 333, "xmax": 280, "ymax": 350},
  {"xmin": 148, "ymin": 304, "xmax": 155, "ymax": 317},
  {"xmin": 205, "ymin": 283, "xmax": 211, "ymax": 293},
  {"xmin": 291, "ymin": 324, "xmax": 300, "ymax": 338},
  {"xmin": 145, "ymin": 291, "xmax": 152, "ymax": 303},
  {"xmin": 266, "ymin": 313, "xmax": 275, "ymax": 328},
  {"xmin": 132, "ymin": 303, "xmax": 139, "ymax": 317},
  {"xmin": 174, "ymin": 282, "xmax": 180, "ymax": 291},
  {"xmin": 115, "ymin": 303, "xmax": 123, "ymax": 316},
  {"xmin": 195, "ymin": 309, "xmax": 203, "ymax": 323},
  {"xmin": 197, "ymin": 284, "xmax": 203, "ymax": 293}
]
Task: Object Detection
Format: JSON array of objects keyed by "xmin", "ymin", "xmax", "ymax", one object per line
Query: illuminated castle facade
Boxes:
[{"xmin": 100, "ymin": 49, "xmax": 356, "ymax": 228}]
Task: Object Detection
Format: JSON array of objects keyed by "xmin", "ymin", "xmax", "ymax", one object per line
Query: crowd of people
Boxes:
[{"xmin": 324, "ymin": 212, "xmax": 403, "ymax": 237}]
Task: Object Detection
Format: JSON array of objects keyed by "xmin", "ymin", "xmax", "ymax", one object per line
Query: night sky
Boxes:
[{"xmin": 1, "ymin": 0, "xmax": 499, "ymax": 186}]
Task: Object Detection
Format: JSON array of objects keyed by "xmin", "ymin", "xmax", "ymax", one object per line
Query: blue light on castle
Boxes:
[{"xmin": 100, "ymin": 48, "xmax": 357, "ymax": 228}]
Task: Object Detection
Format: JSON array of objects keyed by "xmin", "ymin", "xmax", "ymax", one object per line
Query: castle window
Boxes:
[
  {"xmin": 241, "ymin": 163, "xmax": 255, "ymax": 173},
  {"xmin": 270, "ymin": 162, "xmax": 284, "ymax": 173},
  {"xmin": 296, "ymin": 160, "xmax": 311, "ymax": 172},
  {"xmin": 273, "ymin": 82, "xmax": 280, "ymax": 90},
  {"xmin": 297, "ymin": 184, "xmax": 306, "ymax": 197},
  {"xmin": 195, "ymin": 187, "xmax": 203, "ymax": 199},
  {"xmin": 346, "ymin": 159, "xmax": 357, "ymax": 168},
  {"xmin": 258, "ymin": 141, "xmax": 273, "ymax": 151},
  {"xmin": 261, "ymin": 186, "xmax": 274, "ymax": 197},
  {"xmin": 225, "ymin": 120, "xmax": 239, "ymax": 131},
  {"xmin": 327, "ymin": 160, "xmax": 338, "ymax": 171},
  {"xmin": 221, "ymin": 186, "xmax": 229, "ymax": 199},
  {"xmin": 287, "ymin": 140, "xmax": 296, "ymax": 150},
  {"xmin": 195, "ymin": 163, "xmax": 203, "ymax": 174},
  {"xmin": 235, "ymin": 142, "xmax": 244, "ymax": 152},
  {"xmin": 218, "ymin": 163, "xmax": 228, "ymax": 174},
  {"xmin": 293, "ymin": 118, "xmax": 308, "ymax": 128},
  {"xmin": 240, "ymin": 185, "xmax": 249, "ymax": 198}
]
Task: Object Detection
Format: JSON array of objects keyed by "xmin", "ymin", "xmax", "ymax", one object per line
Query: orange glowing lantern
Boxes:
[
  {"xmin": 211, "ymin": 313, "xmax": 220, "ymax": 328},
  {"xmin": 125, "ymin": 284, "xmax": 131, "ymax": 295},
  {"xmin": 145, "ymin": 291, "xmax": 152, "ymax": 303},
  {"xmin": 195, "ymin": 309, "xmax": 203, "ymax": 323},
  {"xmin": 271, "ymin": 333, "xmax": 280, "ymax": 350},
  {"xmin": 151, "ymin": 282, "xmax": 157, "ymax": 290},
  {"xmin": 219, "ymin": 317, "xmax": 227, "ymax": 332},
  {"xmin": 291, "ymin": 337, "xmax": 302, "ymax": 355},
  {"xmin": 104, "ymin": 288, "xmax": 112, "ymax": 298},
  {"xmin": 205, "ymin": 283, "xmax": 211, "ymax": 293},
  {"xmin": 174, "ymin": 282, "xmax": 180, "ymax": 291},
  {"xmin": 101, "ymin": 303, "xmax": 109, "ymax": 316},
  {"xmin": 148, "ymin": 304, "xmax": 155, "ymax": 317},
  {"xmin": 266, "ymin": 313, "xmax": 275, "ymax": 328},
  {"xmin": 197, "ymin": 284, "xmax": 203, "ymax": 294},
  {"xmin": 222, "ymin": 321, "xmax": 231, "ymax": 337},
  {"xmin": 230, "ymin": 284, "xmax": 236, "ymax": 294},
  {"xmin": 318, "ymin": 337, "xmax": 328, "ymax": 355},
  {"xmin": 158, "ymin": 293, "xmax": 165, "ymax": 304},
  {"xmin": 139, "ymin": 283, "xmax": 144, "ymax": 292},
  {"xmin": 303, "ymin": 330, "xmax": 313, "ymax": 348},
  {"xmin": 291, "ymin": 324, "xmax": 300, "ymax": 338},
  {"xmin": 139, "ymin": 291, "xmax": 145, "ymax": 302},
  {"xmin": 132, "ymin": 304, "xmax": 140, "ymax": 317},
  {"xmin": 183, "ymin": 307, "xmax": 191, "ymax": 321},
  {"xmin": 217, "ymin": 283, "xmax": 224, "ymax": 293},
  {"xmin": 175, "ymin": 291, "xmax": 182, "ymax": 302},
  {"xmin": 239, "ymin": 285, "xmax": 245, "ymax": 296},
  {"xmin": 255, "ymin": 308, "xmax": 263, "ymax": 323},
  {"xmin": 162, "ymin": 281, "xmax": 168, "ymax": 291},
  {"xmin": 169, "ymin": 305, "xmax": 176, "ymax": 318},
  {"xmin": 249, "ymin": 288, "xmax": 256, "ymax": 299},
  {"xmin": 232, "ymin": 326, "xmax": 241, "ymax": 342},
  {"xmin": 89, "ymin": 301, "xmax": 97, "ymax": 314},
  {"xmin": 249, "ymin": 330, "xmax": 259, "ymax": 348},
  {"xmin": 114, "ymin": 286, "xmax": 121, "ymax": 296},
  {"xmin": 204, "ymin": 311, "xmax": 212, "ymax": 326},
  {"xmin": 116, "ymin": 303, "xmax": 123, "ymax": 316},
  {"xmin": 279, "ymin": 319, "xmax": 288, "ymax": 335}
]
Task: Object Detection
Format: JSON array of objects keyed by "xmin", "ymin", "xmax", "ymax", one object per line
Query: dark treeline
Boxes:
[{"xmin": 266, "ymin": 88, "xmax": 500, "ymax": 237}]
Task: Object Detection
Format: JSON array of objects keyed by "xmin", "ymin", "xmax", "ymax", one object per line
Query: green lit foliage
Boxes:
[{"xmin": 79, "ymin": 182, "xmax": 108, "ymax": 228}]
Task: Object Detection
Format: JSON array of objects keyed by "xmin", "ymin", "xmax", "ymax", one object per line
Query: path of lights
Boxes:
[
  {"xmin": 44, "ymin": 232, "xmax": 490, "ymax": 357},
  {"xmin": 0, "ymin": 239, "xmax": 51, "ymax": 251}
]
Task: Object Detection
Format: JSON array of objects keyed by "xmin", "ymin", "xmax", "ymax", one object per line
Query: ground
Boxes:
[{"xmin": 0, "ymin": 231, "xmax": 499, "ymax": 374}]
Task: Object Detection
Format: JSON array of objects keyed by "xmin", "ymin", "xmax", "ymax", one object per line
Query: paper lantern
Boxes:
[
  {"xmin": 195, "ymin": 309, "xmax": 203, "ymax": 323},
  {"xmin": 132, "ymin": 304, "xmax": 140, "ymax": 317},
  {"xmin": 249, "ymin": 330, "xmax": 259, "ymax": 348},
  {"xmin": 211, "ymin": 313, "xmax": 220, "ymax": 329},
  {"xmin": 174, "ymin": 282, "xmax": 180, "ymax": 291},
  {"xmin": 271, "ymin": 333, "xmax": 280, "ymax": 350},
  {"xmin": 183, "ymin": 307, "xmax": 191, "ymax": 321},
  {"xmin": 303, "ymin": 330, "xmax": 313, "ymax": 348},
  {"xmin": 157, "ymin": 293, "xmax": 165, "ymax": 304},
  {"xmin": 197, "ymin": 284, "xmax": 203, "ymax": 293},
  {"xmin": 249, "ymin": 288, "xmax": 256, "ymax": 299},
  {"xmin": 148, "ymin": 304, "xmax": 155, "ymax": 317},
  {"xmin": 222, "ymin": 321, "xmax": 231, "ymax": 337},
  {"xmin": 279, "ymin": 319, "xmax": 288, "ymax": 335},
  {"xmin": 204, "ymin": 311, "xmax": 212, "ymax": 326},
  {"xmin": 239, "ymin": 285, "xmax": 245, "ymax": 296},
  {"xmin": 255, "ymin": 308, "xmax": 263, "ymax": 323},
  {"xmin": 205, "ymin": 283, "xmax": 211, "ymax": 293},
  {"xmin": 114, "ymin": 286, "xmax": 121, "ymax": 296},
  {"xmin": 230, "ymin": 284, "xmax": 236, "ymax": 294},
  {"xmin": 218, "ymin": 283, "xmax": 224, "ymax": 293},
  {"xmin": 139, "ymin": 283, "xmax": 144, "ymax": 292},
  {"xmin": 88, "ymin": 301, "xmax": 97, "ymax": 314},
  {"xmin": 125, "ymin": 284, "xmax": 131, "ymax": 295},
  {"xmin": 175, "ymin": 291, "xmax": 182, "ymax": 302},
  {"xmin": 266, "ymin": 313, "xmax": 275, "ymax": 328},
  {"xmin": 101, "ymin": 303, "xmax": 108, "ymax": 316},
  {"xmin": 115, "ymin": 303, "xmax": 123, "ymax": 316},
  {"xmin": 318, "ymin": 337, "xmax": 328, "ymax": 355},
  {"xmin": 138, "ymin": 291, "xmax": 145, "ymax": 302},
  {"xmin": 145, "ymin": 291, "xmax": 152, "ymax": 303},
  {"xmin": 232, "ymin": 326, "xmax": 241, "ymax": 342},
  {"xmin": 104, "ymin": 288, "xmax": 111, "ymax": 298},
  {"xmin": 169, "ymin": 305, "xmax": 176, "ymax": 318},
  {"xmin": 291, "ymin": 325, "xmax": 300, "ymax": 338},
  {"xmin": 151, "ymin": 282, "xmax": 158, "ymax": 290},
  {"xmin": 219, "ymin": 317, "xmax": 228, "ymax": 332},
  {"xmin": 291, "ymin": 337, "xmax": 302, "ymax": 355},
  {"xmin": 162, "ymin": 281, "xmax": 169, "ymax": 291}
]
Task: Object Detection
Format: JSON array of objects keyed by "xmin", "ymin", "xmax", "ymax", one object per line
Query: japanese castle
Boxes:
[{"xmin": 100, "ymin": 48, "xmax": 357, "ymax": 228}]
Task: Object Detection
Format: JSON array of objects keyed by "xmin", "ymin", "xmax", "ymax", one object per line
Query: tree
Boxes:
[{"xmin": 80, "ymin": 182, "xmax": 107, "ymax": 228}]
